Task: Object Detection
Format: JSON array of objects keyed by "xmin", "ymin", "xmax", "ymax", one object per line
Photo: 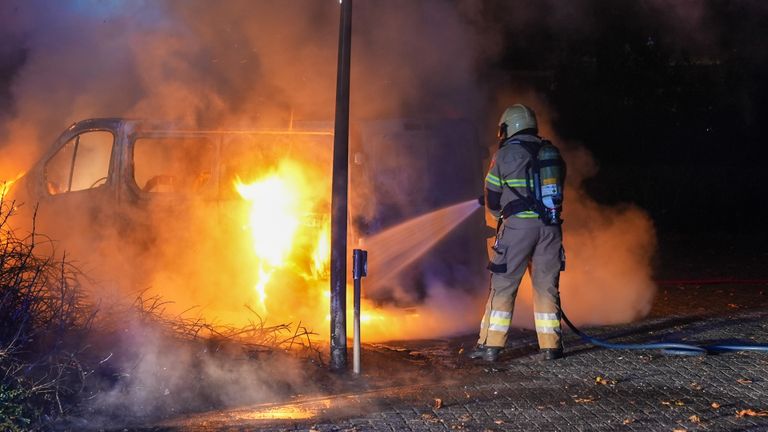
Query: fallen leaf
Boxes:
[
  {"xmin": 434, "ymin": 398, "xmax": 443, "ymax": 409},
  {"xmin": 421, "ymin": 413, "xmax": 439, "ymax": 424},
  {"xmin": 573, "ymin": 396, "xmax": 596, "ymax": 403},
  {"xmin": 494, "ymin": 420, "xmax": 504, "ymax": 424},
  {"xmin": 727, "ymin": 303, "xmax": 739, "ymax": 308},
  {"xmin": 689, "ymin": 382, "xmax": 702, "ymax": 390},
  {"xmin": 737, "ymin": 378, "xmax": 753, "ymax": 384},
  {"xmin": 623, "ymin": 418, "xmax": 634, "ymax": 425},
  {"xmin": 736, "ymin": 409, "xmax": 768, "ymax": 417},
  {"xmin": 689, "ymin": 415, "xmax": 701, "ymax": 423},
  {"xmin": 458, "ymin": 348, "xmax": 465, "ymax": 355},
  {"xmin": 662, "ymin": 400, "xmax": 685, "ymax": 407},
  {"xmin": 673, "ymin": 428, "xmax": 687, "ymax": 432},
  {"xmin": 595, "ymin": 376, "xmax": 617, "ymax": 386},
  {"xmin": 711, "ymin": 402, "xmax": 721, "ymax": 409}
]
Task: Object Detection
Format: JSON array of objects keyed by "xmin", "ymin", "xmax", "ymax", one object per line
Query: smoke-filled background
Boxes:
[{"xmin": 1, "ymin": 0, "xmax": 767, "ymax": 417}]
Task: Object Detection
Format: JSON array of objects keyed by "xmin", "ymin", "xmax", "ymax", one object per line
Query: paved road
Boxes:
[{"xmin": 148, "ymin": 283, "xmax": 768, "ymax": 432}]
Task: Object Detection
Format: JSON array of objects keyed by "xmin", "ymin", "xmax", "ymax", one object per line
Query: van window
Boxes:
[
  {"xmin": 45, "ymin": 131, "xmax": 113, "ymax": 195},
  {"xmin": 133, "ymin": 137, "xmax": 214, "ymax": 193}
]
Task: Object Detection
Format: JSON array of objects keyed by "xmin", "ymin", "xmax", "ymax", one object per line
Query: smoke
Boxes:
[
  {"xmin": 0, "ymin": 1, "xmax": 655, "ymax": 322},
  {"xmin": 84, "ymin": 310, "xmax": 313, "ymax": 424},
  {"xmin": 1, "ymin": 1, "xmax": 757, "ymax": 419}
]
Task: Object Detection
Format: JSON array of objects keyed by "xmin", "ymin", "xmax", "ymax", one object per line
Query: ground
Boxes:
[{"xmin": 96, "ymin": 278, "xmax": 767, "ymax": 432}]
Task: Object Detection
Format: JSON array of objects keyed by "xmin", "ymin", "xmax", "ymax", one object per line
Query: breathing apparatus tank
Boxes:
[{"xmin": 533, "ymin": 143, "xmax": 564, "ymax": 225}]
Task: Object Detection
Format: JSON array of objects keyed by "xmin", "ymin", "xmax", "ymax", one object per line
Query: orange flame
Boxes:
[
  {"xmin": 311, "ymin": 222, "xmax": 330, "ymax": 279},
  {"xmin": 235, "ymin": 167, "xmax": 303, "ymax": 315},
  {"xmin": 0, "ymin": 172, "xmax": 23, "ymax": 200}
]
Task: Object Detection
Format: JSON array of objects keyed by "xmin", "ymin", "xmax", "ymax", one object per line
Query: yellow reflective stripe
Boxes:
[
  {"xmin": 488, "ymin": 310, "xmax": 511, "ymax": 332},
  {"xmin": 503, "ymin": 178, "xmax": 531, "ymax": 187},
  {"xmin": 485, "ymin": 173, "xmax": 502, "ymax": 187},
  {"xmin": 489, "ymin": 316, "xmax": 511, "ymax": 326},
  {"xmin": 534, "ymin": 319, "xmax": 561, "ymax": 328},
  {"xmin": 514, "ymin": 211, "xmax": 538, "ymax": 218},
  {"xmin": 542, "ymin": 178, "xmax": 557, "ymax": 185}
]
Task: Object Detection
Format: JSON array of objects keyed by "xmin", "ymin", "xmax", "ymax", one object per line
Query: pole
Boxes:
[
  {"xmin": 353, "ymin": 273, "xmax": 361, "ymax": 374},
  {"xmin": 352, "ymin": 249, "xmax": 367, "ymax": 375},
  {"xmin": 330, "ymin": 0, "xmax": 353, "ymax": 372}
]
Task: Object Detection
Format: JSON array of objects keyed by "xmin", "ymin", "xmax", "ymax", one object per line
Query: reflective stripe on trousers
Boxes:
[
  {"xmin": 477, "ymin": 224, "xmax": 563, "ymax": 349},
  {"xmin": 534, "ymin": 312, "xmax": 562, "ymax": 335}
]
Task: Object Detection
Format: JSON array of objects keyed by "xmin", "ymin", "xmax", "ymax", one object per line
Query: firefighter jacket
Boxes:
[{"xmin": 484, "ymin": 133, "xmax": 561, "ymax": 228}]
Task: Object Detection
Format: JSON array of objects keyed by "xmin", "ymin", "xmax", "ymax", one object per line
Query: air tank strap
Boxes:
[
  {"xmin": 501, "ymin": 172, "xmax": 538, "ymax": 219},
  {"xmin": 501, "ymin": 199, "xmax": 534, "ymax": 218}
]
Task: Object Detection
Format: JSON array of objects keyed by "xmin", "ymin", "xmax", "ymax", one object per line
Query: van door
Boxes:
[{"xmin": 35, "ymin": 130, "xmax": 118, "ymax": 259}]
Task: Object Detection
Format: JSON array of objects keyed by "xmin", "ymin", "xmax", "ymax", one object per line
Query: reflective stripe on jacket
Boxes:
[{"xmin": 484, "ymin": 134, "xmax": 549, "ymax": 227}]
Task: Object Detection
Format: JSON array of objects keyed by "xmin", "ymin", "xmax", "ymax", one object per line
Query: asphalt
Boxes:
[{"xmin": 139, "ymin": 282, "xmax": 768, "ymax": 432}]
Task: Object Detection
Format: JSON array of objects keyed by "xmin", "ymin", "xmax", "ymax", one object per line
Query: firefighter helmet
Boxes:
[{"xmin": 498, "ymin": 104, "xmax": 537, "ymax": 138}]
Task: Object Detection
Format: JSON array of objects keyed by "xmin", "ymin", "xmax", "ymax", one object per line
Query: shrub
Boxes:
[{"xmin": 0, "ymin": 195, "xmax": 94, "ymax": 428}]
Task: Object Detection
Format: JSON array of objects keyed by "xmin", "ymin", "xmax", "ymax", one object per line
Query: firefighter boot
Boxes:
[
  {"xmin": 537, "ymin": 348, "xmax": 563, "ymax": 361},
  {"xmin": 467, "ymin": 345, "xmax": 501, "ymax": 362}
]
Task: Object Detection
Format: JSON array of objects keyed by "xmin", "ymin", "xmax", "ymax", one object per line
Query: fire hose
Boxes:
[{"xmin": 559, "ymin": 308, "xmax": 768, "ymax": 356}]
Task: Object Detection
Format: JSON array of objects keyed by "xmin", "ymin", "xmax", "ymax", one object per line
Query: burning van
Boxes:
[{"xmin": 8, "ymin": 118, "xmax": 336, "ymax": 323}]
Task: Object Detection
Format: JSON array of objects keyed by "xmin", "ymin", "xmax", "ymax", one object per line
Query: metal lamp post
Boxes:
[{"xmin": 330, "ymin": 0, "xmax": 353, "ymax": 372}]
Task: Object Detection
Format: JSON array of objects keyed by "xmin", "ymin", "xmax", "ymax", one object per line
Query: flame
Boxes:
[
  {"xmin": 311, "ymin": 222, "xmax": 331, "ymax": 279},
  {"xmin": 0, "ymin": 181, "xmax": 13, "ymax": 199},
  {"xmin": 235, "ymin": 175, "xmax": 301, "ymax": 267},
  {"xmin": 231, "ymin": 159, "xmax": 403, "ymax": 340},
  {"xmin": 235, "ymin": 166, "xmax": 303, "ymax": 315},
  {"xmin": 0, "ymin": 172, "xmax": 23, "ymax": 200}
]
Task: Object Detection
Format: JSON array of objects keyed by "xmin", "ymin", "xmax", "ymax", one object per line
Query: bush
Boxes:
[
  {"xmin": 0, "ymin": 384, "xmax": 33, "ymax": 431},
  {"xmin": 0, "ymin": 195, "xmax": 95, "ymax": 429}
]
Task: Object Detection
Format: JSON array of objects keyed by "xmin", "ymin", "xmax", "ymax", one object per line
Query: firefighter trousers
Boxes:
[{"xmin": 477, "ymin": 223, "xmax": 563, "ymax": 350}]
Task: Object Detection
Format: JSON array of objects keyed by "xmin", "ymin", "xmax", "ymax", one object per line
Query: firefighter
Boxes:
[{"xmin": 468, "ymin": 104, "xmax": 566, "ymax": 362}]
